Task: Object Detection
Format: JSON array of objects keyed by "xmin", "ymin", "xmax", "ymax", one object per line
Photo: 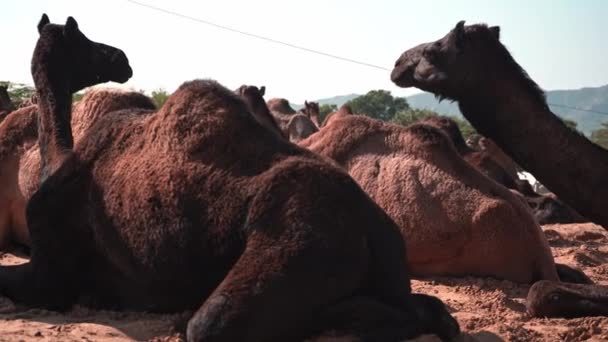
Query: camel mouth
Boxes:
[
  {"xmin": 390, "ymin": 64, "xmax": 415, "ymax": 88},
  {"xmin": 112, "ymin": 64, "xmax": 133, "ymax": 84}
]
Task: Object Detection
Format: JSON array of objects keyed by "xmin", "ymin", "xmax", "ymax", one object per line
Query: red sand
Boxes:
[{"xmin": 1, "ymin": 222, "xmax": 607, "ymax": 341}]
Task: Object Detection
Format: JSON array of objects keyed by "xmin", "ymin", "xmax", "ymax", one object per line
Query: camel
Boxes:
[
  {"xmin": 235, "ymin": 85, "xmax": 285, "ymax": 139},
  {"xmin": 0, "ymin": 85, "xmax": 15, "ymax": 122},
  {"xmin": 420, "ymin": 115, "xmax": 586, "ymax": 224},
  {"xmin": 265, "ymin": 97, "xmax": 319, "ymax": 142},
  {"xmin": 0, "ymin": 14, "xmax": 461, "ymax": 341},
  {"xmin": 0, "ymin": 88, "xmax": 156, "ymax": 249},
  {"xmin": 391, "ymin": 21, "xmax": 608, "ymax": 229},
  {"xmin": 299, "ymin": 114, "xmax": 563, "ymax": 283}
]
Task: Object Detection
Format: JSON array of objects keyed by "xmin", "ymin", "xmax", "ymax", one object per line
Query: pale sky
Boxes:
[{"xmin": 3, "ymin": 0, "xmax": 607, "ymax": 103}]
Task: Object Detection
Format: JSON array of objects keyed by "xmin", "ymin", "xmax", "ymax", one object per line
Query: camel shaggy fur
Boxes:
[
  {"xmin": 0, "ymin": 14, "xmax": 460, "ymax": 342},
  {"xmin": 299, "ymin": 114, "xmax": 558, "ymax": 283},
  {"xmin": 0, "ymin": 88, "xmax": 156, "ymax": 249},
  {"xmin": 419, "ymin": 115, "xmax": 586, "ymax": 224}
]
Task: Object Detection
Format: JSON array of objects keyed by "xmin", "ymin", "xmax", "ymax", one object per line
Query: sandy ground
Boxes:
[{"xmin": 1, "ymin": 222, "xmax": 607, "ymax": 341}]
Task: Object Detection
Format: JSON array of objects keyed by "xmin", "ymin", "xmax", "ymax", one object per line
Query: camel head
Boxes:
[
  {"xmin": 236, "ymin": 85, "xmax": 267, "ymax": 113},
  {"xmin": 302, "ymin": 101, "xmax": 319, "ymax": 117},
  {"xmin": 391, "ymin": 21, "xmax": 503, "ymax": 100},
  {"xmin": 302, "ymin": 101, "xmax": 320, "ymax": 127},
  {"xmin": 32, "ymin": 14, "xmax": 132, "ymax": 94},
  {"xmin": 527, "ymin": 281, "xmax": 608, "ymax": 318}
]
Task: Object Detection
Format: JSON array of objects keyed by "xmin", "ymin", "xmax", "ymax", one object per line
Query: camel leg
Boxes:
[
  {"xmin": 556, "ymin": 263, "xmax": 593, "ymax": 284},
  {"xmin": 315, "ymin": 294, "xmax": 459, "ymax": 341},
  {"xmin": 0, "ymin": 208, "xmax": 10, "ymax": 250},
  {"xmin": 187, "ymin": 231, "xmax": 413, "ymax": 342}
]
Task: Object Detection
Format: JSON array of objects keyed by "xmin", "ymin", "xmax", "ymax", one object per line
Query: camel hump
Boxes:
[
  {"xmin": 159, "ymin": 80, "xmax": 249, "ymax": 121},
  {"xmin": 0, "ymin": 106, "xmax": 39, "ymax": 159}
]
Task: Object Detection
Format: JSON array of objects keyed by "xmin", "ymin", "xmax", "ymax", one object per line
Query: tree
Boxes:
[
  {"xmin": 151, "ymin": 88, "xmax": 170, "ymax": 108},
  {"xmin": 319, "ymin": 104, "xmax": 337, "ymax": 122},
  {"xmin": 591, "ymin": 122, "xmax": 608, "ymax": 149},
  {"xmin": 391, "ymin": 108, "xmax": 437, "ymax": 126},
  {"xmin": 392, "ymin": 108, "xmax": 478, "ymax": 140},
  {"xmin": 346, "ymin": 90, "xmax": 409, "ymax": 121}
]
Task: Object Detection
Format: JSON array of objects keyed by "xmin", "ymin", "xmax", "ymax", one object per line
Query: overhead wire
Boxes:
[{"xmin": 125, "ymin": 0, "xmax": 608, "ymax": 117}]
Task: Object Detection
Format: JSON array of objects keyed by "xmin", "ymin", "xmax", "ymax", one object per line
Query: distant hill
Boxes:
[
  {"xmin": 291, "ymin": 94, "xmax": 358, "ymax": 110},
  {"xmin": 405, "ymin": 84, "xmax": 608, "ymax": 135},
  {"xmin": 292, "ymin": 85, "xmax": 608, "ymax": 135}
]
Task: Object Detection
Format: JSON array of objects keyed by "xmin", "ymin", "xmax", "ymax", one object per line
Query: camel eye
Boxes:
[{"xmin": 550, "ymin": 293, "xmax": 560, "ymax": 301}]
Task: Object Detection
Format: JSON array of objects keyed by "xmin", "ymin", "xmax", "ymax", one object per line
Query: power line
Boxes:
[
  {"xmin": 124, "ymin": 0, "xmax": 608, "ymax": 117},
  {"xmin": 124, "ymin": 0, "xmax": 390, "ymax": 71}
]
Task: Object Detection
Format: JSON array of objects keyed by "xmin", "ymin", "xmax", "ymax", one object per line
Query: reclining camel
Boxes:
[
  {"xmin": 420, "ymin": 115, "xmax": 586, "ymax": 224},
  {"xmin": 0, "ymin": 14, "xmax": 459, "ymax": 342},
  {"xmin": 300, "ymin": 113, "xmax": 566, "ymax": 284}
]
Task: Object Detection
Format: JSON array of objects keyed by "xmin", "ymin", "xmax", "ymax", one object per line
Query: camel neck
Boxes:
[
  {"xmin": 35, "ymin": 76, "xmax": 74, "ymax": 182},
  {"xmin": 458, "ymin": 81, "xmax": 608, "ymax": 227}
]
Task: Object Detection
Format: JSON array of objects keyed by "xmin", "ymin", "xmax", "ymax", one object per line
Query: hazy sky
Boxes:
[{"xmin": 3, "ymin": 0, "xmax": 607, "ymax": 102}]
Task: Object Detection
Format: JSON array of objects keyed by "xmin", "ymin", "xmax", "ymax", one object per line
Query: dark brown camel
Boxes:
[
  {"xmin": 0, "ymin": 14, "xmax": 460, "ymax": 342},
  {"xmin": 0, "ymin": 88, "xmax": 156, "ymax": 249},
  {"xmin": 235, "ymin": 85, "xmax": 285, "ymax": 139},
  {"xmin": 391, "ymin": 20, "xmax": 608, "ymax": 229},
  {"xmin": 391, "ymin": 20, "xmax": 607, "ymax": 319},
  {"xmin": 0, "ymin": 85, "xmax": 15, "ymax": 122},
  {"xmin": 420, "ymin": 115, "xmax": 586, "ymax": 224},
  {"xmin": 299, "ymin": 114, "xmax": 566, "ymax": 284}
]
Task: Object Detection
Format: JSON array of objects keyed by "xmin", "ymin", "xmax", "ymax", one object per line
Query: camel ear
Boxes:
[
  {"xmin": 305, "ymin": 100, "xmax": 309, "ymax": 106},
  {"xmin": 38, "ymin": 13, "xmax": 50, "ymax": 34},
  {"xmin": 259, "ymin": 86, "xmax": 265, "ymax": 96},
  {"xmin": 64, "ymin": 16, "xmax": 79, "ymax": 39},
  {"xmin": 489, "ymin": 26, "xmax": 500, "ymax": 40},
  {"xmin": 454, "ymin": 20, "xmax": 466, "ymax": 47}
]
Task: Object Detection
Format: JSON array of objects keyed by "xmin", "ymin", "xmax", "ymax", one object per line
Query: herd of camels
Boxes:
[{"xmin": 0, "ymin": 14, "xmax": 607, "ymax": 341}]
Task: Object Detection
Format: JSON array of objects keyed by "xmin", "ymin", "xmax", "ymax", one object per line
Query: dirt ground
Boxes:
[{"xmin": 1, "ymin": 222, "xmax": 607, "ymax": 341}]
